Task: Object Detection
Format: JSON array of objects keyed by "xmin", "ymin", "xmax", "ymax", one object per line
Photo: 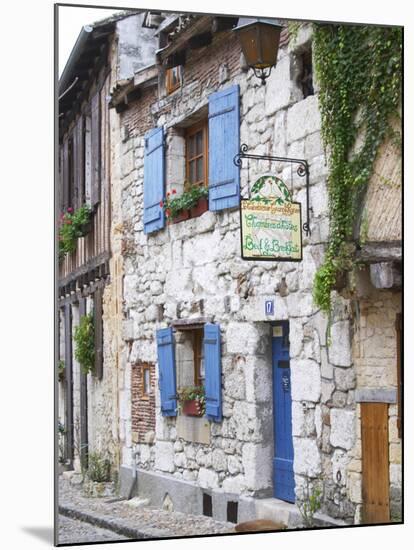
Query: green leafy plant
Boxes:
[
  {"xmin": 160, "ymin": 184, "xmax": 209, "ymax": 220},
  {"xmin": 74, "ymin": 313, "xmax": 95, "ymax": 375},
  {"xmin": 87, "ymin": 451, "xmax": 111, "ymax": 483},
  {"xmin": 177, "ymin": 385, "xmax": 206, "ymax": 415},
  {"xmin": 59, "ymin": 204, "xmax": 92, "ymax": 258},
  {"xmin": 312, "ymin": 24, "xmax": 402, "ymax": 313},
  {"xmin": 58, "ymin": 359, "xmax": 65, "ymax": 383},
  {"xmin": 297, "ymin": 479, "xmax": 323, "ymax": 528}
]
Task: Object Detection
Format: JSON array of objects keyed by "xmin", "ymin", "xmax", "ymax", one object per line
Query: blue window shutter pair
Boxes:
[
  {"xmin": 208, "ymin": 84, "xmax": 240, "ymax": 211},
  {"xmin": 143, "ymin": 127, "xmax": 165, "ymax": 234},
  {"xmin": 156, "ymin": 324, "xmax": 222, "ymax": 421},
  {"xmin": 144, "ymin": 85, "xmax": 240, "ymax": 233}
]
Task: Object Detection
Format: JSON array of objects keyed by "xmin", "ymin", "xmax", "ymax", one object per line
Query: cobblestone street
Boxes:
[
  {"xmin": 58, "ymin": 514, "xmax": 129, "ymax": 544},
  {"xmin": 58, "ymin": 475, "xmax": 235, "ymax": 544}
]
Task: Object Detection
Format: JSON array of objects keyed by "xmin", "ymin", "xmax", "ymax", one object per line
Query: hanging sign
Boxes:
[{"xmin": 240, "ymin": 174, "xmax": 302, "ymax": 261}]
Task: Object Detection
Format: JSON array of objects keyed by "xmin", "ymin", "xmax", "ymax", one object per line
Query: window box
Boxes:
[
  {"xmin": 190, "ymin": 197, "xmax": 209, "ymax": 218},
  {"xmin": 172, "ymin": 209, "xmax": 191, "ymax": 224},
  {"xmin": 182, "ymin": 399, "xmax": 204, "ymax": 417}
]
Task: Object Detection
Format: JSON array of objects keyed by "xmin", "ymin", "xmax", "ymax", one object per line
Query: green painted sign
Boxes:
[{"xmin": 240, "ymin": 175, "xmax": 302, "ymax": 261}]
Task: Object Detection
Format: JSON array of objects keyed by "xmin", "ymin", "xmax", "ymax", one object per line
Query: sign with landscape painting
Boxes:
[{"xmin": 240, "ymin": 174, "xmax": 302, "ymax": 261}]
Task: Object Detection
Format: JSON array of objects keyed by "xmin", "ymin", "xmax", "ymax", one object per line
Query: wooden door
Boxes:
[
  {"xmin": 361, "ymin": 403, "xmax": 390, "ymax": 523},
  {"xmin": 272, "ymin": 322, "xmax": 295, "ymax": 502}
]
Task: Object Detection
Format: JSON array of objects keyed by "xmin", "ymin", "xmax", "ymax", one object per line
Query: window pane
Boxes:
[
  {"xmin": 143, "ymin": 368, "xmax": 150, "ymax": 394},
  {"xmin": 196, "ymin": 131, "xmax": 203, "ymax": 155},
  {"xmin": 196, "ymin": 157, "xmax": 204, "ymax": 182},
  {"xmin": 188, "ymin": 135, "xmax": 195, "ymax": 158},
  {"xmin": 189, "ymin": 160, "xmax": 196, "ymax": 183}
]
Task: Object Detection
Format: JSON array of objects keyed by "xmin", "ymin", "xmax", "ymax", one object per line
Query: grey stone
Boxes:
[
  {"xmin": 355, "ymin": 388, "xmax": 397, "ymax": 403},
  {"xmin": 328, "ymin": 321, "xmax": 352, "ymax": 367},
  {"xmin": 119, "ymin": 465, "xmax": 137, "ymax": 499},
  {"xmin": 291, "ymin": 359, "xmax": 321, "ymax": 402},
  {"xmin": 330, "ymin": 409, "xmax": 355, "ymax": 450},
  {"xmin": 334, "ymin": 367, "xmax": 356, "ymax": 391}
]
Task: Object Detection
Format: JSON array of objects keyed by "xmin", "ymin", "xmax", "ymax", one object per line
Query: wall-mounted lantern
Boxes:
[{"xmin": 233, "ymin": 18, "xmax": 284, "ymax": 85}]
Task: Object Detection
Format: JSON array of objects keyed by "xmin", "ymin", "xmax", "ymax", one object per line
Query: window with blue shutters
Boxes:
[
  {"xmin": 156, "ymin": 327, "xmax": 177, "ymax": 416},
  {"xmin": 143, "ymin": 127, "xmax": 165, "ymax": 234},
  {"xmin": 156, "ymin": 324, "xmax": 222, "ymax": 422},
  {"xmin": 208, "ymin": 84, "xmax": 240, "ymax": 211}
]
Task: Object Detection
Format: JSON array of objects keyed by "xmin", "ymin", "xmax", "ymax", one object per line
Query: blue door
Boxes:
[{"xmin": 272, "ymin": 322, "xmax": 295, "ymax": 502}]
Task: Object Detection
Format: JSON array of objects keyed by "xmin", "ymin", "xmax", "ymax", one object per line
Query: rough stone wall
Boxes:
[
  {"xmin": 350, "ymin": 286, "xmax": 402, "ymax": 521},
  {"xmin": 118, "ymin": 23, "xmax": 359, "ymax": 522}
]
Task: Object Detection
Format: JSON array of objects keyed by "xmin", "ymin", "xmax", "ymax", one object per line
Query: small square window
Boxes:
[{"xmin": 166, "ymin": 66, "xmax": 181, "ymax": 94}]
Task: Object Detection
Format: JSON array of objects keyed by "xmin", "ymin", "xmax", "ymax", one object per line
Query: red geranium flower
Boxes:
[
  {"xmin": 167, "ymin": 192, "xmax": 170, "ymax": 197},
  {"xmin": 172, "ymin": 189, "xmax": 177, "ymax": 194},
  {"xmin": 165, "ymin": 209, "xmax": 171, "ymax": 217},
  {"xmin": 159, "ymin": 201, "xmax": 163, "ymax": 207},
  {"xmin": 67, "ymin": 207, "xmax": 73, "ymax": 213}
]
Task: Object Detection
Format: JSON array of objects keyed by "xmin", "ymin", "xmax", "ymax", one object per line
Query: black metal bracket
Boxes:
[{"xmin": 234, "ymin": 144, "xmax": 311, "ymax": 236}]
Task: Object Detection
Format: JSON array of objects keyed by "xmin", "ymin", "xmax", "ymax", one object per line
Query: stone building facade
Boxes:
[
  {"xmin": 58, "ymin": 10, "xmax": 402, "ymax": 528},
  {"xmin": 110, "ymin": 14, "xmax": 402, "ymax": 526}
]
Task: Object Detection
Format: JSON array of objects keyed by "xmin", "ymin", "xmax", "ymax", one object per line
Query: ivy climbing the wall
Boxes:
[{"xmin": 311, "ymin": 24, "xmax": 402, "ymax": 313}]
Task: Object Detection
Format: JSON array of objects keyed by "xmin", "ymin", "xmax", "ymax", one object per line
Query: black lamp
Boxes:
[{"xmin": 233, "ymin": 18, "xmax": 284, "ymax": 85}]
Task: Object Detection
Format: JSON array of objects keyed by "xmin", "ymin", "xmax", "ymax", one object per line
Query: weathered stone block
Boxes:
[
  {"xmin": 198, "ymin": 468, "xmax": 219, "ymax": 489},
  {"xmin": 334, "ymin": 367, "xmax": 356, "ymax": 391},
  {"xmin": 291, "ymin": 359, "xmax": 321, "ymax": 402},
  {"xmin": 242, "ymin": 443, "xmax": 272, "ymax": 491},
  {"xmin": 293, "ymin": 437, "xmax": 322, "ymax": 477},
  {"xmin": 154, "ymin": 441, "xmax": 175, "ymax": 473},
  {"xmin": 292, "ymin": 402, "xmax": 316, "ymax": 437},
  {"xmin": 212, "ymin": 449, "xmax": 227, "ymax": 472},
  {"xmin": 329, "ymin": 321, "xmax": 352, "ymax": 367},
  {"xmin": 286, "ymin": 95, "xmax": 321, "ymax": 143},
  {"xmin": 222, "ymin": 474, "xmax": 247, "ymax": 493},
  {"xmin": 330, "ymin": 409, "xmax": 355, "ymax": 450}
]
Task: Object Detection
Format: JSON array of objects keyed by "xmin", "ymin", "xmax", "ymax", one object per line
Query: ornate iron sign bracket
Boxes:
[{"xmin": 234, "ymin": 144, "xmax": 311, "ymax": 236}]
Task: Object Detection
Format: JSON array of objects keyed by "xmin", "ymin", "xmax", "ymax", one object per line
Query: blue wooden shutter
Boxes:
[
  {"xmin": 156, "ymin": 327, "xmax": 177, "ymax": 416},
  {"xmin": 143, "ymin": 127, "xmax": 165, "ymax": 234},
  {"xmin": 208, "ymin": 85, "xmax": 240, "ymax": 211},
  {"xmin": 204, "ymin": 323, "xmax": 222, "ymax": 422}
]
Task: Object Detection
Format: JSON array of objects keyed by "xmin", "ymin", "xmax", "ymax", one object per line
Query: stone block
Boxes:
[
  {"xmin": 222, "ymin": 474, "xmax": 247, "ymax": 494},
  {"xmin": 242, "ymin": 443, "xmax": 273, "ymax": 491},
  {"xmin": 289, "ymin": 318, "xmax": 304, "ymax": 358},
  {"xmin": 347, "ymin": 472, "xmax": 362, "ymax": 504},
  {"xmin": 334, "ymin": 367, "xmax": 356, "ymax": 391},
  {"xmin": 305, "ymin": 131, "xmax": 323, "ymax": 159},
  {"xmin": 176, "ymin": 416, "xmax": 210, "ymax": 444},
  {"xmin": 228, "ymin": 455, "xmax": 242, "ymax": 475},
  {"xmin": 286, "ymin": 95, "xmax": 321, "ymax": 144},
  {"xmin": 198, "ymin": 468, "xmax": 219, "ymax": 489},
  {"xmin": 332, "ymin": 449, "xmax": 349, "ymax": 486},
  {"xmin": 212, "ymin": 449, "xmax": 228, "ymax": 472},
  {"xmin": 330, "ymin": 409, "xmax": 355, "ymax": 450},
  {"xmin": 291, "ymin": 359, "xmax": 321, "ymax": 402},
  {"xmin": 293, "ymin": 437, "xmax": 322, "ymax": 477},
  {"xmin": 354, "ymin": 388, "xmax": 397, "ymax": 403},
  {"xmin": 328, "ymin": 321, "xmax": 352, "ymax": 367},
  {"xmin": 390, "ymin": 463, "xmax": 402, "ymax": 486},
  {"xmin": 154, "ymin": 441, "xmax": 175, "ymax": 473},
  {"xmin": 389, "ymin": 443, "xmax": 401, "ymax": 464},
  {"xmin": 226, "ymin": 322, "xmax": 263, "ymax": 355},
  {"xmin": 292, "ymin": 401, "xmax": 315, "ymax": 437},
  {"xmin": 286, "ymin": 291, "xmax": 314, "ymax": 317}
]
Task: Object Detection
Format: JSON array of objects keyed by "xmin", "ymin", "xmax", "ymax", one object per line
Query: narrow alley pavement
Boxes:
[{"xmin": 58, "ymin": 475, "xmax": 235, "ymax": 544}]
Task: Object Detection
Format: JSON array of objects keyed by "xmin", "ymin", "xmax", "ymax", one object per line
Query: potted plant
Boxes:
[
  {"xmin": 160, "ymin": 184, "xmax": 209, "ymax": 223},
  {"xmin": 74, "ymin": 312, "xmax": 95, "ymax": 375},
  {"xmin": 59, "ymin": 204, "xmax": 92, "ymax": 258},
  {"xmin": 177, "ymin": 385, "xmax": 206, "ymax": 417}
]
